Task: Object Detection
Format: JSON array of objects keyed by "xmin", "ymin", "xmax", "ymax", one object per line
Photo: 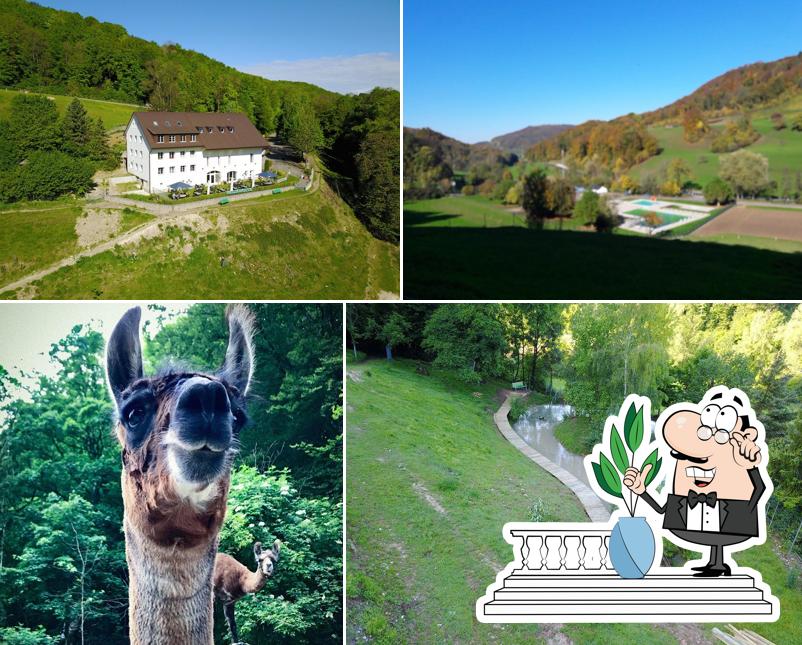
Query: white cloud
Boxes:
[{"xmin": 242, "ymin": 52, "xmax": 399, "ymax": 94}]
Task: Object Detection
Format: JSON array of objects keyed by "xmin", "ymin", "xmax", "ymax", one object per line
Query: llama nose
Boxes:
[{"xmin": 176, "ymin": 379, "xmax": 231, "ymax": 444}]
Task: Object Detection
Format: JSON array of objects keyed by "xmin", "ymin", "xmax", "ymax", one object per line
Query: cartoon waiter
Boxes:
[{"xmin": 623, "ymin": 386, "xmax": 769, "ymax": 578}]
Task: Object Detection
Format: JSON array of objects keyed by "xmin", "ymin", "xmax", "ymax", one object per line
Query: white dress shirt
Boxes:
[{"xmin": 687, "ymin": 499, "xmax": 721, "ymax": 532}]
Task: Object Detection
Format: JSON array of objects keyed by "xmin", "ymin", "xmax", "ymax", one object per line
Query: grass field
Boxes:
[
  {"xmin": 0, "ymin": 203, "xmax": 154, "ymax": 286},
  {"xmin": 346, "ymin": 358, "xmax": 694, "ymax": 644},
  {"xmin": 404, "ymin": 222, "xmax": 802, "ymax": 299},
  {"xmin": 0, "ymin": 88, "xmax": 139, "ymax": 129},
  {"xmin": 688, "ymin": 233, "xmax": 802, "ymax": 253},
  {"xmin": 630, "ymin": 97, "xmax": 802, "ymax": 190},
  {"xmin": 406, "ymin": 195, "xmax": 587, "ymax": 230},
  {"xmin": 4, "ymin": 183, "xmax": 398, "ymax": 299}
]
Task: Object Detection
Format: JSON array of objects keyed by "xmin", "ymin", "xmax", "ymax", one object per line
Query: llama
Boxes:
[
  {"xmin": 214, "ymin": 540, "xmax": 281, "ymax": 644},
  {"xmin": 106, "ymin": 305, "xmax": 255, "ymax": 644}
]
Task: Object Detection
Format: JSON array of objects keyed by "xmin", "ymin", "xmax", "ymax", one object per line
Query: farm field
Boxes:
[
  {"xmin": 3, "ymin": 184, "xmax": 399, "ymax": 299},
  {"xmin": 691, "ymin": 205, "xmax": 802, "ymax": 243},
  {"xmin": 0, "ymin": 88, "xmax": 140, "ymax": 129}
]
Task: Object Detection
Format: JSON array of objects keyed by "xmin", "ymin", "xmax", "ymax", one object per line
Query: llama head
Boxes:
[
  {"xmin": 106, "ymin": 305, "xmax": 255, "ymax": 543},
  {"xmin": 254, "ymin": 540, "xmax": 281, "ymax": 576}
]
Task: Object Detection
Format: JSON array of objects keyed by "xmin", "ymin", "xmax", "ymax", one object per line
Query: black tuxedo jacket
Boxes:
[{"xmin": 640, "ymin": 467, "xmax": 766, "ymax": 537}]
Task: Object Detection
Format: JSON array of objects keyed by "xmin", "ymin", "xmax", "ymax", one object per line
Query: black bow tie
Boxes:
[{"xmin": 688, "ymin": 490, "xmax": 717, "ymax": 508}]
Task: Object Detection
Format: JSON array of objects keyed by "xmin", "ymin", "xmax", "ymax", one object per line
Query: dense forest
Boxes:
[
  {"xmin": 0, "ymin": 304, "xmax": 343, "ymax": 644},
  {"xmin": 0, "ymin": 0, "xmax": 399, "ymax": 241},
  {"xmin": 348, "ymin": 303, "xmax": 802, "ymax": 553}
]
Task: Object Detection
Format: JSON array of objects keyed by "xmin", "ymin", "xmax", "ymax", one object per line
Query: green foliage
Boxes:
[
  {"xmin": 0, "ymin": 304, "xmax": 342, "ymax": 642},
  {"xmin": 0, "ymin": 151, "xmax": 95, "ymax": 202},
  {"xmin": 216, "ymin": 465, "xmax": 342, "ymax": 644},
  {"xmin": 279, "ymin": 95, "xmax": 323, "ymax": 155},
  {"xmin": 0, "ymin": 626, "xmax": 59, "ymax": 645},
  {"xmin": 422, "ymin": 304, "xmax": 507, "ymax": 384},
  {"xmin": 593, "ymin": 454, "xmax": 623, "ymax": 499},
  {"xmin": 640, "ymin": 448, "xmax": 662, "ymax": 488},
  {"xmin": 624, "ymin": 403, "xmax": 644, "ymax": 453},
  {"xmin": 522, "ymin": 168, "xmax": 550, "ymax": 228},
  {"xmin": 703, "ymin": 176, "xmax": 735, "ymax": 205},
  {"xmin": 574, "ymin": 190, "xmax": 602, "ymax": 224},
  {"xmin": 719, "ymin": 149, "xmax": 770, "ymax": 197},
  {"xmin": 610, "ymin": 424, "xmax": 629, "ymax": 473},
  {"xmin": 711, "ymin": 116, "xmax": 760, "ymax": 153}
]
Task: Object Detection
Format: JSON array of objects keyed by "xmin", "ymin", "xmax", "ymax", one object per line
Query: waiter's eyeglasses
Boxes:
[{"xmin": 697, "ymin": 426, "xmax": 730, "ymax": 444}]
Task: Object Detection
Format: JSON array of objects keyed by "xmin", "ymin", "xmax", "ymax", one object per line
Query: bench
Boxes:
[
  {"xmin": 512, "ymin": 381, "xmax": 526, "ymax": 391},
  {"xmin": 218, "ymin": 197, "xmax": 230, "ymax": 205}
]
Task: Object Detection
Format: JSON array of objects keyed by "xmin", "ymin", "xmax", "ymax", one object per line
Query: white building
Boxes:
[{"xmin": 125, "ymin": 111, "xmax": 268, "ymax": 193}]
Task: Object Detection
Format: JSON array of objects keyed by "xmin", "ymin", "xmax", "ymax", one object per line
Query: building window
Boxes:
[
  {"xmin": 190, "ymin": 164, "xmax": 195, "ymax": 171},
  {"xmin": 180, "ymin": 151, "xmax": 185, "ymax": 157},
  {"xmin": 250, "ymin": 153, "xmax": 254, "ymax": 162},
  {"xmin": 157, "ymin": 135, "xmax": 164, "ymax": 143},
  {"xmin": 227, "ymin": 170, "xmax": 236, "ymax": 182},
  {"xmin": 207, "ymin": 127, "xmax": 213, "ymax": 133},
  {"xmin": 157, "ymin": 167, "xmax": 164, "ymax": 175},
  {"xmin": 191, "ymin": 134, "xmax": 197, "ymax": 142},
  {"xmin": 169, "ymin": 166, "xmax": 175, "ymax": 173},
  {"xmin": 197, "ymin": 126, "xmax": 203, "ymax": 133},
  {"xmin": 169, "ymin": 152, "xmax": 175, "ymax": 159},
  {"xmin": 180, "ymin": 135, "xmax": 186, "ymax": 142},
  {"xmin": 180, "ymin": 165, "xmax": 185, "ymax": 172},
  {"xmin": 157, "ymin": 152, "xmax": 163, "ymax": 159},
  {"xmin": 169, "ymin": 135, "xmax": 176, "ymax": 142},
  {"xmin": 190, "ymin": 151, "xmax": 195, "ymax": 156}
]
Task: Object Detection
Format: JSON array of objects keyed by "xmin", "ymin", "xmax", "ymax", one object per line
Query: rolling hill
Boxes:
[{"xmin": 489, "ymin": 123, "xmax": 572, "ymax": 154}]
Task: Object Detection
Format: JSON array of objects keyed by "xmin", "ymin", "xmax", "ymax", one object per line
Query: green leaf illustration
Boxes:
[
  {"xmin": 624, "ymin": 402, "xmax": 637, "ymax": 438},
  {"xmin": 592, "ymin": 461, "xmax": 622, "ymax": 499},
  {"xmin": 640, "ymin": 448, "xmax": 661, "ymax": 487},
  {"xmin": 610, "ymin": 424, "xmax": 629, "ymax": 474},
  {"xmin": 599, "ymin": 453, "xmax": 623, "ymax": 498},
  {"xmin": 624, "ymin": 405, "xmax": 644, "ymax": 453}
]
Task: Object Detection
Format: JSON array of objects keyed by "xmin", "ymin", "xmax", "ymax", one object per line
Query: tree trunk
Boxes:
[{"xmin": 385, "ymin": 344, "xmax": 393, "ymax": 360}]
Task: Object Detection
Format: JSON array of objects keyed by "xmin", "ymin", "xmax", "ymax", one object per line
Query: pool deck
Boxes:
[{"xmin": 614, "ymin": 198, "xmax": 715, "ymax": 235}]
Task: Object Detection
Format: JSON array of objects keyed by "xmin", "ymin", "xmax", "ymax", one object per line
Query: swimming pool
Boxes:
[
  {"xmin": 633, "ymin": 199, "xmax": 659, "ymax": 206},
  {"xmin": 624, "ymin": 208, "xmax": 687, "ymax": 227}
]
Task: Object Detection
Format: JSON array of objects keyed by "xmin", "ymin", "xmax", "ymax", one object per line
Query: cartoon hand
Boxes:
[
  {"xmin": 623, "ymin": 463, "xmax": 653, "ymax": 495},
  {"xmin": 730, "ymin": 429, "xmax": 761, "ymax": 468}
]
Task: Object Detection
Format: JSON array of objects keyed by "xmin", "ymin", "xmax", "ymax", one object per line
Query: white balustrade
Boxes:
[{"xmin": 510, "ymin": 528, "xmax": 614, "ymax": 574}]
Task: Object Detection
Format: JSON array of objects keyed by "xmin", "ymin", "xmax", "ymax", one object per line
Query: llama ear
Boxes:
[
  {"xmin": 106, "ymin": 307, "xmax": 143, "ymax": 408},
  {"xmin": 272, "ymin": 540, "xmax": 281, "ymax": 558},
  {"xmin": 253, "ymin": 542, "xmax": 263, "ymax": 557},
  {"xmin": 219, "ymin": 305, "xmax": 255, "ymax": 396}
]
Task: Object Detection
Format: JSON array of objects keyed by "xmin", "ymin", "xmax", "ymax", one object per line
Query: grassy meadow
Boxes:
[
  {"xmin": 0, "ymin": 202, "xmax": 154, "ymax": 286},
  {"xmin": 0, "ymin": 87, "xmax": 140, "ymax": 129},
  {"xmin": 4, "ymin": 184, "xmax": 399, "ymax": 299},
  {"xmin": 403, "ymin": 222, "xmax": 802, "ymax": 299}
]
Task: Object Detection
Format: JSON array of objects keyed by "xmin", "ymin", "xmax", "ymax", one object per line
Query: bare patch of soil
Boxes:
[
  {"xmin": 377, "ymin": 290, "xmax": 400, "ymax": 300},
  {"xmin": 412, "ymin": 481, "xmax": 447, "ymax": 515},
  {"xmin": 693, "ymin": 205, "xmax": 802, "ymax": 242},
  {"xmin": 75, "ymin": 209, "xmax": 121, "ymax": 248}
]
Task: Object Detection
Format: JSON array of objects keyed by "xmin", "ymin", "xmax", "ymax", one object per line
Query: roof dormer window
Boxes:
[
  {"xmin": 177, "ymin": 120, "xmax": 182, "ymax": 126},
  {"xmin": 228, "ymin": 127, "xmax": 234, "ymax": 133},
  {"xmin": 207, "ymin": 127, "xmax": 213, "ymax": 133},
  {"xmin": 218, "ymin": 126, "xmax": 224, "ymax": 132},
  {"xmin": 191, "ymin": 134, "xmax": 197, "ymax": 142},
  {"xmin": 157, "ymin": 135, "xmax": 164, "ymax": 143},
  {"xmin": 169, "ymin": 135, "xmax": 176, "ymax": 142},
  {"xmin": 153, "ymin": 120, "xmax": 158, "ymax": 126},
  {"xmin": 180, "ymin": 134, "xmax": 186, "ymax": 142},
  {"xmin": 196, "ymin": 126, "xmax": 203, "ymax": 133},
  {"xmin": 165, "ymin": 120, "xmax": 171, "ymax": 126}
]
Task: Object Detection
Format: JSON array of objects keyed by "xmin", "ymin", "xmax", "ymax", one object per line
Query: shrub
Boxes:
[
  {"xmin": 461, "ymin": 184, "xmax": 475, "ymax": 196},
  {"xmin": 703, "ymin": 177, "xmax": 735, "ymax": 205},
  {"xmin": 593, "ymin": 212, "xmax": 618, "ymax": 233},
  {"xmin": 508, "ymin": 396, "xmax": 530, "ymax": 423},
  {"xmin": 0, "ymin": 151, "xmax": 94, "ymax": 202},
  {"xmin": 0, "ymin": 626, "xmax": 58, "ymax": 645},
  {"xmin": 659, "ymin": 180, "xmax": 681, "ymax": 196}
]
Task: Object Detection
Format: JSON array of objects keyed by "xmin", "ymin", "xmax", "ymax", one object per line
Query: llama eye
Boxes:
[{"xmin": 127, "ymin": 407, "xmax": 145, "ymax": 428}]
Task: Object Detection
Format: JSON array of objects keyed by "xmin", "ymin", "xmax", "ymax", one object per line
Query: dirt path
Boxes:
[{"xmin": 0, "ymin": 210, "xmax": 200, "ymax": 296}]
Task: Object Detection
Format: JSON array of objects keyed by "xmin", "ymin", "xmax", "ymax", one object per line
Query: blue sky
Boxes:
[
  {"xmin": 39, "ymin": 0, "xmax": 400, "ymax": 93},
  {"xmin": 405, "ymin": 0, "xmax": 802, "ymax": 142}
]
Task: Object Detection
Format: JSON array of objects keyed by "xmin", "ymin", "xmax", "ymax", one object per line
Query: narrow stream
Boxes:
[{"xmin": 511, "ymin": 403, "xmax": 594, "ymax": 490}]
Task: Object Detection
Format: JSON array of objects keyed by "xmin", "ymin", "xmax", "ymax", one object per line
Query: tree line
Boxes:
[
  {"xmin": 0, "ymin": 304, "xmax": 343, "ymax": 644},
  {"xmin": 347, "ymin": 302, "xmax": 802, "ymax": 552}
]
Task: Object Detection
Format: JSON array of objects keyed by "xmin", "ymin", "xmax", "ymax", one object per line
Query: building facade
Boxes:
[{"xmin": 125, "ymin": 111, "xmax": 268, "ymax": 193}]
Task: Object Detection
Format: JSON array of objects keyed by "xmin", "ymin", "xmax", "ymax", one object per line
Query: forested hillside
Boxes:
[
  {"xmin": 0, "ymin": 0, "xmax": 399, "ymax": 241},
  {"xmin": 0, "ymin": 304, "xmax": 343, "ymax": 644},
  {"xmin": 490, "ymin": 123, "xmax": 572, "ymax": 154}
]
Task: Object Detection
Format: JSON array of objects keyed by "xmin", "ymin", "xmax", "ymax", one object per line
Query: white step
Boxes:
[
  {"xmin": 495, "ymin": 587, "xmax": 765, "ymax": 601},
  {"xmin": 484, "ymin": 599, "xmax": 775, "ymax": 617},
  {"xmin": 504, "ymin": 573, "xmax": 756, "ymax": 588}
]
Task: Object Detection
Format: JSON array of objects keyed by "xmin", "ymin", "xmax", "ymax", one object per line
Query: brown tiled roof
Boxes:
[{"xmin": 131, "ymin": 112, "xmax": 268, "ymax": 151}]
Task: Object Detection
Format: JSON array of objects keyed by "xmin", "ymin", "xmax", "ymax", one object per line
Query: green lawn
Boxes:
[
  {"xmin": 0, "ymin": 203, "xmax": 154, "ymax": 286},
  {"xmin": 689, "ymin": 233, "xmax": 802, "ymax": 254},
  {"xmin": 404, "ymin": 222, "xmax": 802, "ymax": 299},
  {"xmin": 5, "ymin": 184, "xmax": 398, "ymax": 299},
  {"xmin": 554, "ymin": 415, "xmax": 597, "ymax": 455},
  {"xmin": 347, "ymin": 359, "xmax": 712, "ymax": 644},
  {"xmin": 0, "ymin": 88, "xmax": 139, "ymax": 129}
]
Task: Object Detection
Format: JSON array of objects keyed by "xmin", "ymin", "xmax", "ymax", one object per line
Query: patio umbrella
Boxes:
[
  {"xmin": 258, "ymin": 171, "xmax": 277, "ymax": 179},
  {"xmin": 168, "ymin": 181, "xmax": 192, "ymax": 190}
]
